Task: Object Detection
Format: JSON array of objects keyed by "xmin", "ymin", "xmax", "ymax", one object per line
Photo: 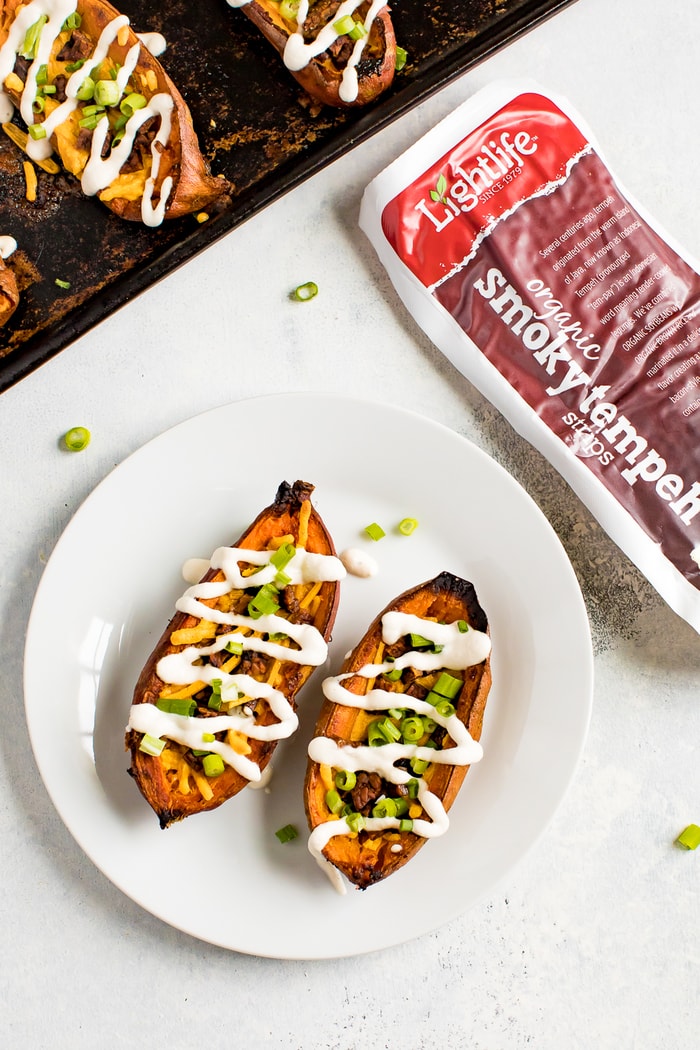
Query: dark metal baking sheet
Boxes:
[{"xmin": 0, "ymin": 0, "xmax": 578, "ymax": 392}]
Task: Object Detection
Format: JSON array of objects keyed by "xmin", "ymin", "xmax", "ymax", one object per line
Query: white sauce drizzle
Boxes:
[
  {"xmin": 127, "ymin": 543, "xmax": 346, "ymax": 782},
  {"xmin": 226, "ymin": 0, "xmax": 386, "ymax": 103},
  {"xmin": 137, "ymin": 32, "xmax": 167, "ymax": 58},
  {"xmin": 181, "ymin": 557, "xmax": 211, "ymax": 584},
  {"xmin": 340, "ymin": 547, "xmax": 378, "ymax": 578},
  {"xmin": 0, "ymin": 1, "xmax": 174, "ymax": 224},
  {"xmin": 0, "ymin": 235, "xmax": 17, "ymax": 259},
  {"xmin": 307, "ymin": 612, "xmax": 491, "ymax": 893}
]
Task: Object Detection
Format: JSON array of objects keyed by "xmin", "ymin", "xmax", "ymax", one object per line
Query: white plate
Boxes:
[{"xmin": 24, "ymin": 394, "xmax": 593, "ymax": 959}]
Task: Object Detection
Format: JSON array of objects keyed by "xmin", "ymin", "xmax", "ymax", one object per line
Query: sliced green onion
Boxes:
[
  {"xmin": 395, "ymin": 46, "xmax": 408, "ymax": 71},
  {"xmin": 279, "ymin": 0, "xmax": 300, "ymax": 19},
  {"xmin": 325, "ymin": 788, "xmax": 344, "ymax": 815},
  {"xmin": 401, "ymin": 716, "xmax": 424, "ymax": 743},
  {"xmin": 345, "ymin": 812, "xmax": 365, "ymax": 833},
  {"xmin": 388, "ymin": 707, "xmax": 405, "ymax": 720},
  {"xmin": 393, "ymin": 796, "xmax": 409, "ymax": 817},
  {"xmin": 270, "ymin": 542, "xmax": 295, "ymax": 570},
  {"xmin": 64, "ymin": 59, "xmax": 85, "ymax": 72},
  {"xmin": 225, "ymin": 639, "xmax": 244, "ymax": 655},
  {"xmin": 156, "ymin": 697, "xmax": 197, "ymax": 717},
  {"xmin": 202, "ymin": 732, "xmax": 215, "ymax": 743},
  {"xmin": 434, "ymin": 699, "xmax": 455, "ymax": 718},
  {"xmin": 274, "ymin": 569, "xmax": 291, "ymax": 589},
  {"xmin": 399, "ymin": 818, "xmax": 414, "ymax": 832},
  {"xmin": 267, "ymin": 631, "xmax": 288, "ymax": 642},
  {"xmin": 81, "ymin": 104, "xmax": 105, "ymax": 116},
  {"xmin": 202, "ymin": 753, "xmax": 225, "ymax": 777},
  {"xmin": 290, "ymin": 280, "xmax": 318, "ymax": 302},
  {"xmin": 409, "ymin": 632, "xmax": 433, "ymax": 649},
  {"xmin": 422, "ymin": 715, "xmax": 437, "ymax": 734},
  {"xmin": 63, "ymin": 426, "xmax": 90, "ymax": 451},
  {"xmin": 368, "ymin": 720, "xmax": 388, "ymax": 747},
  {"xmin": 78, "ymin": 113, "xmax": 105, "ymax": 130},
  {"xmin": 348, "ymin": 21, "xmax": 368, "ymax": 41},
  {"xmin": 28, "ymin": 123, "xmax": 46, "ymax": 140},
  {"xmin": 335, "ymin": 770, "xmax": 356, "ymax": 791},
  {"xmin": 76, "ymin": 76, "xmax": 95, "ymax": 101},
  {"xmin": 433, "ymin": 672, "xmax": 463, "ymax": 699},
  {"xmin": 42, "ymin": 84, "xmax": 56, "ymax": 95},
  {"xmin": 32, "ymin": 97, "xmax": 45, "ymax": 113},
  {"xmin": 93, "ymin": 79, "xmax": 121, "ymax": 107},
  {"xmin": 407, "ymin": 778, "xmax": 419, "ymax": 798},
  {"xmin": 120, "ymin": 92, "xmax": 147, "ymax": 116},
  {"xmin": 398, "ymin": 517, "xmax": 418, "ymax": 536},
  {"xmin": 208, "ymin": 679, "xmax": 223, "ymax": 711},
  {"xmin": 411, "ymin": 757, "xmax": 429, "ymax": 776},
  {"xmin": 247, "ymin": 582, "xmax": 280, "ymax": 619},
  {"xmin": 275, "ymin": 823, "xmax": 299, "ymax": 843},
  {"xmin": 382, "ymin": 668, "xmax": 402, "ymax": 682},
  {"xmin": 457, "ymin": 619, "xmax": 470, "ymax": 633},
  {"xmin": 20, "ymin": 15, "xmax": 47, "ymax": 60},
  {"xmin": 376, "ymin": 716, "xmax": 401, "ymax": 743},
  {"xmin": 35, "ymin": 64, "xmax": 48, "ymax": 86},
  {"xmin": 333, "ymin": 15, "xmax": 356, "ymax": 35},
  {"xmin": 62, "ymin": 12, "xmax": 82, "ymax": 31},
  {"xmin": 364, "ymin": 522, "xmax": 385, "ymax": 542},
  {"xmin": 372, "ymin": 798, "xmax": 398, "ymax": 819},
  {"xmin": 676, "ymin": 824, "xmax": 700, "ymax": 850},
  {"xmin": 139, "ymin": 733, "xmax": 165, "ymax": 757}
]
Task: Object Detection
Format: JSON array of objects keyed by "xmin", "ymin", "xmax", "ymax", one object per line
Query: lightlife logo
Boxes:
[{"xmin": 414, "ymin": 130, "xmax": 538, "ymax": 233}]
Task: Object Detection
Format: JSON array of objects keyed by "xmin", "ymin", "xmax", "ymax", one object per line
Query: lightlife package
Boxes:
[{"xmin": 360, "ymin": 80, "xmax": 700, "ymax": 635}]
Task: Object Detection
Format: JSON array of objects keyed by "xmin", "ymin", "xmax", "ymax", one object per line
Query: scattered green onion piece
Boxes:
[
  {"xmin": 28, "ymin": 123, "xmax": 46, "ymax": 140},
  {"xmin": 422, "ymin": 715, "xmax": 437, "ymax": 734},
  {"xmin": 76, "ymin": 76, "xmax": 95, "ymax": 101},
  {"xmin": 247, "ymin": 582, "xmax": 280, "ymax": 619},
  {"xmin": 333, "ymin": 15, "xmax": 356, "ymax": 35},
  {"xmin": 275, "ymin": 823, "xmax": 299, "ymax": 843},
  {"xmin": 139, "ymin": 733, "xmax": 165, "ymax": 757},
  {"xmin": 274, "ymin": 569, "xmax": 291, "ymax": 589},
  {"xmin": 63, "ymin": 425, "xmax": 90, "ymax": 451},
  {"xmin": 120, "ymin": 91, "xmax": 147, "ymax": 116},
  {"xmin": 457, "ymin": 619, "xmax": 470, "ymax": 633},
  {"xmin": 78, "ymin": 113, "xmax": 104, "ymax": 130},
  {"xmin": 401, "ymin": 716, "xmax": 424, "ymax": 743},
  {"xmin": 345, "ymin": 812, "xmax": 365, "ymax": 833},
  {"xmin": 325, "ymin": 788, "xmax": 344, "ymax": 815},
  {"xmin": 335, "ymin": 770, "xmax": 356, "ymax": 792},
  {"xmin": 191, "ymin": 749, "xmax": 211, "ymax": 757},
  {"xmin": 395, "ymin": 45, "xmax": 408, "ymax": 71},
  {"xmin": 364, "ymin": 522, "xmax": 385, "ymax": 542},
  {"xmin": 55, "ymin": 279, "xmax": 71, "ymax": 290},
  {"xmin": 81, "ymin": 103, "xmax": 105, "ymax": 116},
  {"xmin": 62, "ymin": 12, "xmax": 82, "ymax": 31},
  {"xmin": 270, "ymin": 542, "xmax": 296, "ymax": 570},
  {"xmin": 35, "ymin": 64, "xmax": 48, "ymax": 85},
  {"xmin": 393, "ymin": 796, "xmax": 409, "ymax": 817},
  {"xmin": 42, "ymin": 84, "xmax": 56, "ymax": 95},
  {"xmin": 291, "ymin": 280, "xmax": 318, "ymax": 302},
  {"xmin": 411, "ymin": 757, "xmax": 429, "ymax": 776},
  {"xmin": 20, "ymin": 15, "xmax": 47, "ymax": 60},
  {"xmin": 433, "ymin": 671, "xmax": 463, "ymax": 699},
  {"xmin": 376, "ymin": 716, "xmax": 401, "ymax": 743},
  {"xmin": 65, "ymin": 59, "xmax": 85, "ymax": 72},
  {"xmin": 32, "ymin": 97, "xmax": 45, "ymax": 113},
  {"xmin": 676, "ymin": 824, "xmax": 700, "ymax": 850},
  {"xmin": 398, "ymin": 517, "xmax": 418, "ymax": 536},
  {"xmin": 409, "ymin": 632, "xmax": 432, "ymax": 649},
  {"xmin": 202, "ymin": 732, "xmax": 215, "ymax": 743},
  {"xmin": 399, "ymin": 818, "xmax": 414, "ymax": 832},
  {"xmin": 225, "ymin": 639, "xmax": 244, "ymax": 655},
  {"xmin": 156, "ymin": 697, "xmax": 196, "ymax": 717},
  {"xmin": 202, "ymin": 753, "xmax": 225, "ymax": 777},
  {"xmin": 368, "ymin": 720, "xmax": 388, "ymax": 747},
  {"xmin": 267, "ymin": 631, "xmax": 288, "ymax": 642},
  {"xmin": 407, "ymin": 778, "xmax": 419, "ymax": 798},
  {"xmin": 93, "ymin": 79, "xmax": 121, "ymax": 107},
  {"xmin": 109, "ymin": 63, "xmax": 121, "ymax": 80},
  {"xmin": 388, "ymin": 707, "xmax": 405, "ymax": 720},
  {"xmin": 372, "ymin": 798, "xmax": 398, "ymax": 819},
  {"xmin": 208, "ymin": 679, "xmax": 223, "ymax": 711}
]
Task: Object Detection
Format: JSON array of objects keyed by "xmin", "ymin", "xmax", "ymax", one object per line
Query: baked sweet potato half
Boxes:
[
  {"xmin": 305, "ymin": 572, "xmax": 492, "ymax": 891},
  {"xmin": 228, "ymin": 0, "xmax": 396, "ymax": 107},
  {"xmin": 0, "ymin": 0, "xmax": 227, "ymax": 223},
  {"xmin": 0, "ymin": 247, "xmax": 19, "ymax": 325},
  {"xmin": 126, "ymin": 480, "xmax": 345, "ymax": 828}
]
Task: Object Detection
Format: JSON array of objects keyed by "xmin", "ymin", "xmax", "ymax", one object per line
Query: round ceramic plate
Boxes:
[{"xmin": 24, "ymin": 394, "xmax": 593, "ymax": 959}]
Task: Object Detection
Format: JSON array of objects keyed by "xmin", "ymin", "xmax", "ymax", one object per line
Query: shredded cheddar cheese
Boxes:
[
  {"xmin": 23, "ymin": 160, "xmax": 37, "ymax": 202},
  {"xmin": 298, "ymin": 500, "xmax": 311, "ymax": 547}
]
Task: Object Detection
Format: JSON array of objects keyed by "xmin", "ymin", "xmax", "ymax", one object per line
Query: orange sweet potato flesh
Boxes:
[
  {"xmin": 236, "ymin": 1, "xmax": 396, "ymax": 108},
  {"xmin": 0, "ymin": 0, "xmax": 227, "ymax": 221},
  {"xmin": 127, "ymin": 480, "xmax": 341, "ymax": 828},
  {"xmin": 304, "ymin": 572, "xmax": 492, "ymax": 889},
  {"xmin": 0, "ymin": 255, "xmax": 19, "ymax": 326}
]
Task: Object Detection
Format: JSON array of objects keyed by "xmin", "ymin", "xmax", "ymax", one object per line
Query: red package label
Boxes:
[{"xmin": 363, "ymin": 84, "xmax": 700, "ymax": 631}]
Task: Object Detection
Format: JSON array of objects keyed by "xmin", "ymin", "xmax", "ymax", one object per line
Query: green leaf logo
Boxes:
[{"xmin": 430, "ymin": 173, "xmax": 448, "ymax": 205}]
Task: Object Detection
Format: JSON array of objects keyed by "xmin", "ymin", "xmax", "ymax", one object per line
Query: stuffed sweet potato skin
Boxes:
[
  {"xmin": 305, "ymin": 572, "xmax": 492, "ymax": 890},
  {"xmin": 127, "ymin": 480, "xmax": 341, "ymax": 828},
  {"xmin": 0, "ymin": 253, "xmax": 19, "ymax": 325},
  {"xmin": 0, "ymin": 0, "xmax": 227, "ymax": 221},
  {"xmin": 233, "ymin": 1, "xmax": 396, "ymax": 108}
]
